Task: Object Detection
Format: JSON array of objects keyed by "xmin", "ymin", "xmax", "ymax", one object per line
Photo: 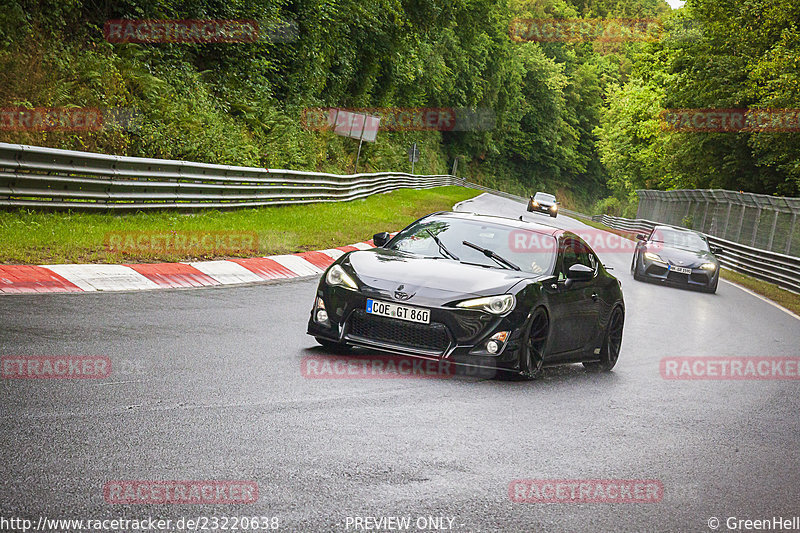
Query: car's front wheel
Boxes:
[
  {"xmin": 583, "ymin": 306, "xmax": 623, "ymax": 372},
  {"xmin": 631, "ymin": 253, "xmax": 644, "ymax": 281},
  {"xmin": 497, "ymin": 307, "xmax": 549, "ymax": 381},
  {"xmin": 703, "ymin": 275, "xmax": 719, "ymax": 294},
  {"xmin": 315, "ymin": 337, "xmax": 351, "ymax": 354},
  {"xmin": 526, "ymin": 200, "xmax": 534, "ymax": 212}
]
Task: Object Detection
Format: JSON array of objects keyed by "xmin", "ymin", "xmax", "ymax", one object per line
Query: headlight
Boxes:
[
  {"xmin": 550, "ymin": 204, "xmax": 557, "ymax": 211},
  {"xmin": 644, "ymin": 252, "xmax": 666, "ymax": 263},
  {"xmin": 456, "ymin": 295, "xmax": 516, "ymax": 315},
  {"xmin": 325, "ymin": 264, "xmax": 358, "ymax": 289},
  {"xmin": 700, "ymin": 263, "xmax": 716, "ymax": 271},
  {"xmin": 532, "ymin": 201, "xmax": 539, "ymax": 207}
]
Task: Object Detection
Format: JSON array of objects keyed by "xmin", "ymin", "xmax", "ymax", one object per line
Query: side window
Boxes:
[
  {"xmin": 587, "ymin": 250, "xmax": 598, "ymax": 273},
  {"xmin": 573, "ymin": 239, "xmax": 593, "ymax": 270},
  {"xmin": 558, "ymin": 240, "xmax": 576, "ymax": 280},
  {"xmin": 559, "ymin": 238, "xmax": 597, "ymax": 280}
]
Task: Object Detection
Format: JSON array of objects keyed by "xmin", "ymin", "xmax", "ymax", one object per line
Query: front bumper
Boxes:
[
  {"xmin": 529, "ymin": 204, "xmax": 557, "ymax": 215},
  {"xmin": 307, "ymin": 285, "xmax": 529, "ymax": 372},
  {"xmin": 638, "ymin": 260, "xmax": 718, "ymax": 289}
]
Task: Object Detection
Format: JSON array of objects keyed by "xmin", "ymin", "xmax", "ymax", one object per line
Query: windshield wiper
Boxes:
[
  {"xmin": 462, "ymin": 240, "xmax": 521, "ymax": 271},
  {"xmin": 426, "ymin": 229, "xmax": 459, "ymax": 260}
]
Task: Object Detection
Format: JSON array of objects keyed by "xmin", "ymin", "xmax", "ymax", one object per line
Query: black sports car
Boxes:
[
  {"xmin": 631, "ymin": 225, "xmax": 722, "ymax": 293},
  {"xmin": 527, "ymin": 192, "xmax": 558, "ymax": 218},
  {"xmin": 307, "ymin": 212, "xmax": 625, "ymax": 379}
]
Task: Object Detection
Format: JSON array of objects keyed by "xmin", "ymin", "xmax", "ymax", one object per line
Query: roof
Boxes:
[
  {"xmin": 431, "ymin": 211, "xmax": 563, "ymax": 236},
  {"xmin": 652, "ymin": 224, "xmax": 705, "ymax": 236}
]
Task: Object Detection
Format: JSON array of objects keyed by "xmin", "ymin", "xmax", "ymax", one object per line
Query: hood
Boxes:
[
  {"xmin": 532, "ymin": 197, "xmax": 555, "ymax": 207},
  {"xmin": 648, "ymin": 245, "xmax": 717, "ymax": 268},
  {"xmin": 343, "ymin": 248, "xmax": 536, "ymax": 304}
]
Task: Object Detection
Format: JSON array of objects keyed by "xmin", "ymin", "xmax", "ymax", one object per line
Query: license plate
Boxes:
[
  {"xmin": 670, "ymin": 265, "xmax": 691, "ymax": 274},
  {"xmin": 366, "ymin": 299, "xmax": 430, "ymax": 324}
]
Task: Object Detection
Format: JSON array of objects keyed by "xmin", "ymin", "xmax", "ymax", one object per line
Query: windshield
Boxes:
[
  {"xmin": 650, "ymin": 228, "xmax": 709, "ymax": 252},
  {"xmin": 388, "ymin": 217, "xmax": 557, "ymax": 275},
  {"xmin": 534, "ymin": 192, "xmax": 556, "ymax": 203}
]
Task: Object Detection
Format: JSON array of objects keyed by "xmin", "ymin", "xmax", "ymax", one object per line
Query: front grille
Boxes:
[
  {"xmin": 347, "ymin": 309, "xmax": 450, "ymax": 353},
  {"xmin": 667, "ymin": 271, "xmax": 689, "ymax": 283}
]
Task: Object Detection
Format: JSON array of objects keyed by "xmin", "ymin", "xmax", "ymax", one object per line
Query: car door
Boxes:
[{"xmin": 546, "ymin": 236, "xmax": 602, "ymax": 359}]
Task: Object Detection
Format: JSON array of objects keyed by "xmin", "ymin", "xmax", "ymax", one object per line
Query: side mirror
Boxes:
[
  {"xmin": 372, "ymin": 232, "xmax": 391, "ymax": 247},
  {"xmin": 636, "ymin": 234, "xmax": 647, "ymax": 241},
  {"xmin": 565, "ymin": 264, "xmax": 594, "ymax": 287},
  {"xmin": 710, "ymin": 246, "xmax": 723, "ymax": 255}
]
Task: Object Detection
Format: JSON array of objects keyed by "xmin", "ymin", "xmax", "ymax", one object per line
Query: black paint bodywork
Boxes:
[
  {"xmin": 631, "ymin": 225, "xmax": 720, "ymax": 293},
  {"xmin": 307, "ymin": 212, "xmax": 625, "ymax": 375}
]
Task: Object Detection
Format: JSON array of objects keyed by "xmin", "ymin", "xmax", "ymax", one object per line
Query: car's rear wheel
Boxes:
[
  {"xmin": 583, "ymin": 306, "xmax": 623, "ymax": 372},
  {"xmin": 315, "ymin": 337, "xmax": 351, "ymax": 353}
]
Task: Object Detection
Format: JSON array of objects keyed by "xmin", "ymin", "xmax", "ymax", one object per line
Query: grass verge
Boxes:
[
  {"xmin": 0, "ymin": 186, "xmax": 479, "ymax": 265},
  {"xmin": 578, "ymin": 217, "xmax": 800, "ymax": 316}
]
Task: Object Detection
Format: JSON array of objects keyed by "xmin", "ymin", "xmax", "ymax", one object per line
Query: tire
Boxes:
[
  {"xmin": 526, "ymin": 201, "xmax": 534, "ymax": 212},
  {"xmin": 631, "ymin": 253, "xmax": 644, "ymax": 281},
  {"xmin": 704, "ymin": 276, "xmax": 719, "ymax": 294},
  {"xmin": 496, "ymin": 307, "xmax": 548, "ymax": 381},
  {"xmin": 583, "ymin": 306, "xmax": 624, "ymax": 372},
  {"xmin": 550, "ymin": 213, "xmax": 557, "ymax": 218},
  {"xmin": 315, "ymin": 337, "xmax": 351, "ymax": 353}
]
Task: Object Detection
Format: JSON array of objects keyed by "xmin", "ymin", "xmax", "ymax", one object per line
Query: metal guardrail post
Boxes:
[
  {"xmin": 768, "ymin": 210, "xmax": 779, "ymax": 251},
  {"xmin": 734, "ymin": 204, "xmax": 745, "ymax": 242},
  {"xmin": 751, "ymin": 207, "xmax": 762, "ymax": 247}
]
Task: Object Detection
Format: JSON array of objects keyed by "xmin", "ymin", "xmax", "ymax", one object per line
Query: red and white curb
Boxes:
[{"xmin": 0, "ymin": 241, "xmax": 376, "ymax": 294}]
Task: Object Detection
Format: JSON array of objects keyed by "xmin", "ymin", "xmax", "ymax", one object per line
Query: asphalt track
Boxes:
[{"xmin": 1, "ymin": 193, "xmax": 799, "ymax": 532}]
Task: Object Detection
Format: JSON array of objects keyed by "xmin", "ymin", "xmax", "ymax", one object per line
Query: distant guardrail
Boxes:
[{"xmin": 0, "ymin": 143, "xmax": 459, "ymax": 210}]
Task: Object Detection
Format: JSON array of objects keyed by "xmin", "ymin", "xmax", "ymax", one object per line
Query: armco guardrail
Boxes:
[
  {"xmin": 0, "ymin": 143, "xmax": 459, "ymax": 210},
  {"xmin": 597, "ymin": 214, "xmax": 800, "ymax": 294}
]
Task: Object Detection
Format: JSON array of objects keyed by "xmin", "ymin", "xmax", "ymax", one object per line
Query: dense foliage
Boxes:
[
  {"xmin": 0, "ymin": 0, "xmax": 796, "ymax": 213},
  {"xmin": 595, "ymin": 0, "xmax": 800, "ymax": 212}
]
